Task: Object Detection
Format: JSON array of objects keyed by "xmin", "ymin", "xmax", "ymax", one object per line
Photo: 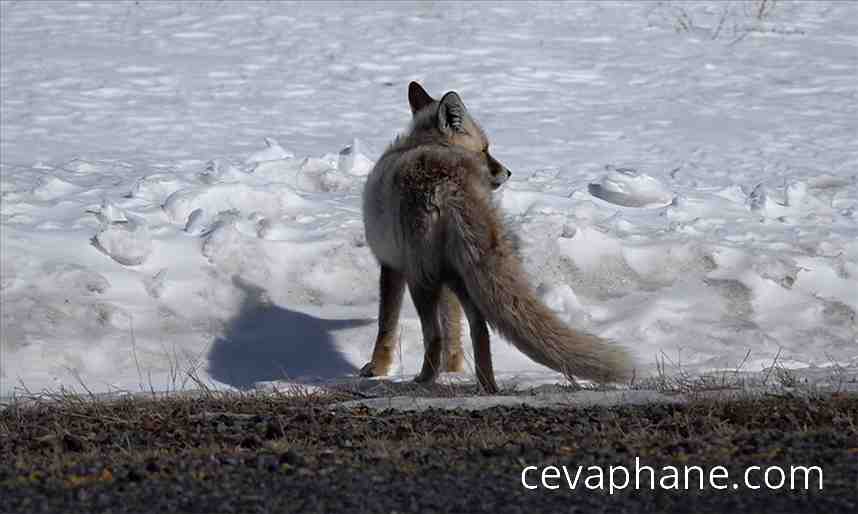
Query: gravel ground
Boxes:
[{"xmin": 1, "ymin": 391, "xmax": 856, "ymax": 514}]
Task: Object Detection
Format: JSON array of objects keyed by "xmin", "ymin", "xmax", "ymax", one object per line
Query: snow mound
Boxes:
[
  {"xmin": 588, "ymin": 167, "xmax": 674, "ymax": 208},
  {"xmin": 202, "ymin": 219, "xmax": 270, "ymax": 283},
  {"xmin": 91, "ymin": 202, "xmax": 153, "ymax": 266},
  {"xmin": 92, "ymin": 219, "xmax": 152, "ymax": 266},
  {"xmin": 337, "ymin": 139, "xmax": 375, "ymax": 176},
  {"xmin": 245, "ymin": 137, "xmax": 294, "ymax": 164},
  {"xmin": 163, "ymin": 182, "xmax": 312, "ymax": 231},
  {"xmin": 32, "ymin": 176, "xmax": 81, "ymax": 201}
]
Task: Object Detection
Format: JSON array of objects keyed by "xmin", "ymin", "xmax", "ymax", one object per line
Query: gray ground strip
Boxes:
[{"xmin": 333, "ymin": 385, "xmax": 858, "ymax": 412}]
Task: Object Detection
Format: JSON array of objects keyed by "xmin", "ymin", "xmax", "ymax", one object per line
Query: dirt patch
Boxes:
[{"xmin": 1, "ymin": 390, "xmax": 856, "ymax": 513}]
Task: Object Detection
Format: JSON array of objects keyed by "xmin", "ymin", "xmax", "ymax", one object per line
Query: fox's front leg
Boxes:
[
  {"xmin": 439, "ymin": 287, "xmax": 464, "ymax": 372},
  {"xmin": 360, "ymin": 265, "xmax": 406, "ymax": 377}
]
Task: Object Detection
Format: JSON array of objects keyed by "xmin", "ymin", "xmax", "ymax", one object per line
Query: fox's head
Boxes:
[{"xmin": 407, "ymin": 81, "xmax": 511, "ymax": 190}]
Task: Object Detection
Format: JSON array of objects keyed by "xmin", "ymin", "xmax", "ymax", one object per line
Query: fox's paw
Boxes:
[
  {"xmin": 414, "ymin": 360, "xmax": 440, "ymax": 384},
  {"xmin": 358, "ymin": 361, "xmax": 389, "ymax": 378},
  {"xmin": 413, "ymin": 371, "xmax": 437, "ymax": 384}
]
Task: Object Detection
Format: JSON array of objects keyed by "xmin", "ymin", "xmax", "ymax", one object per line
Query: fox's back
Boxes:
[{"xmin": 363, "ymin": 144, "xmax": 472, "ymax": 269}]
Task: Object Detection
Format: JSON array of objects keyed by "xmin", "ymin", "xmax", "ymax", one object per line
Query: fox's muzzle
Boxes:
[{"xmin": 487, "ymin": 154, "xmax": 511, "ymax": 190}]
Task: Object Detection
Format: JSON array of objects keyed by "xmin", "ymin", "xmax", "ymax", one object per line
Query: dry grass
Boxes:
[{"xmin": 647, "ymin": 0, "xmax": 805, "ymax": 45}]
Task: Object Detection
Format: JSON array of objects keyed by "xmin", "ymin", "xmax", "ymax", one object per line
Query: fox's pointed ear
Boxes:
[
  {"xmin": 408, "ymin": 81, "xmax": 434, "ymax": 114},
  {"xmin": 437, "ymin": 92, "xmax": 467, "ymax": 136}
]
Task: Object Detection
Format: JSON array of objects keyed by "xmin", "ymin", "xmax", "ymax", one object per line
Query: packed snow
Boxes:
[{"xmin": 1, "ymin": 1, "xmax": 856, "ymax": 397}]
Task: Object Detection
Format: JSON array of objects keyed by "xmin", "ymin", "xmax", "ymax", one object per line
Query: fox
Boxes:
[{"xmin": 361, "ymin": 81, "xmax": 633, "ymax": 393}]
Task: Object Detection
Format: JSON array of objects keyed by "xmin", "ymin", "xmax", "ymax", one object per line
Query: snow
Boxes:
[
  {"xmin": 588, "ymin": 167, "xmax": 674, "ymax": 208},
  {"xmin": 1, "ymin": 1, "xmax": 856, "ymax": 397},
  {"xmin": 92, "ymin": 211, "xmax": 153, "ymax": 266}
]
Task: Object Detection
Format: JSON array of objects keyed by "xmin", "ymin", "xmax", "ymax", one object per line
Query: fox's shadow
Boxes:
[{"xmin": 207, "ymin": 278, "xmax": 370, "ymax": 389}]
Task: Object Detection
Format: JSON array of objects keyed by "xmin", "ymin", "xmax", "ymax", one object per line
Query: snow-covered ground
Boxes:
[{"xmin": 1, "ymin": 1, "xmax": 856, "ymax": 396}]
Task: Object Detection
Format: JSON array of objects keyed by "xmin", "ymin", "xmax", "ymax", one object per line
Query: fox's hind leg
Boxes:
[
  {"xmin": 360, "ymin": 265, "xmax": 405, "ymax": 377},
  {"xmin": 439, "ymin": 287, "xmax": 464, "ymax": 372},
  {"xmin": 410, "ymin": 283, "xmax": 443, "ymax": 385},
  {"xmin": 449, "ymin": 278, "xmax": 498, "ymax": 394}
]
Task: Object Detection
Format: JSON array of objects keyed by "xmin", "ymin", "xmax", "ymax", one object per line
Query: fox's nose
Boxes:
[{"xmin": 506, "ymin": 169, "xmax": 512, "ymax": 178}]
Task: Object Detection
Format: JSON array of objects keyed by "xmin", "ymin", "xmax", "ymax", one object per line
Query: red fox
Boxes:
[{"xmin": 361, "ymin": 82, "xmax": 633, "ymax": 393}]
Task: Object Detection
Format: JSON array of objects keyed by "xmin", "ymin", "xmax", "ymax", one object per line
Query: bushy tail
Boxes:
[{"xmin": 444, "ymin": 186, "xmax": 634, "ymax": 383}]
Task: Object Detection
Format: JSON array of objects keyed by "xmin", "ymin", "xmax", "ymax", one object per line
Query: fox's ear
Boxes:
[
  {"xmin": 437, "ymin": 92, "xmax": 467, "ymax": 135},
  {"xmin": 408, "ymin": 81, "xmax": 434, "ymax": 114}
]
